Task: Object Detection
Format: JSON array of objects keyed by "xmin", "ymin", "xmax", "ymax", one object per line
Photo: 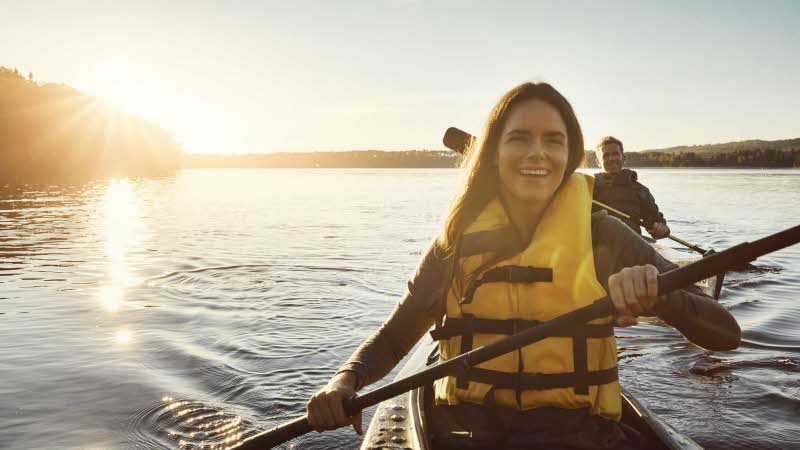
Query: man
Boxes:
[{"xmin": 593, "ymin": 136, "xmax": 670, "ymax": 239}]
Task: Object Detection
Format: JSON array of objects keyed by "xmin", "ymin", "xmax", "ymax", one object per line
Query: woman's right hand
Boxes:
[
  {"xmin": 608, "ymin": 264, "xmax": 663, "ymax": 327},
  {"xmin": 306, "ymin": 371, "xmax": 363, "ymax": 434}
]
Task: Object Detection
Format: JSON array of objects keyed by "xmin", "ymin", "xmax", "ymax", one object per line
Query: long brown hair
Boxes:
[{"xmin": 437, "ymin": 82, "xmax": 585, "ymax": 258}]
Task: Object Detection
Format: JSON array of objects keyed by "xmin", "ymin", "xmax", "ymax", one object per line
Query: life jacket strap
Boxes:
[
  {"xmin": 455, "ymin": 314, "xmax": 476, "ymax": 389},
  {"xmin": 460, "ymin": 265, "xmax": 553, "ymax": 305},
  {"xmin": 429, "ymin": 317, "xmax": 613, "ymax": 341},
  {"xmin": 456, "ymin": 366, "xmax": 619, "ymax": 393},
  {"xmin": 460, "ymin": 226, "xmax": 522, "ymax": 257},
  {"xmin": 431, "ymin": 315, "xmax": 616, "ymax": 394}
]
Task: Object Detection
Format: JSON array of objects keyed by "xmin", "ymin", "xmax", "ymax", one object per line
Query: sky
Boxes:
[{"xmin": 1, "ymin": 0, "xmax": 798, "ymax": 154}]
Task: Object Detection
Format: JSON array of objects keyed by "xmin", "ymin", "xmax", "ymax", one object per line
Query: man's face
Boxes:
[{"xmin": 597, "ymin": 143, "xmax": 624, "ymax": 175}]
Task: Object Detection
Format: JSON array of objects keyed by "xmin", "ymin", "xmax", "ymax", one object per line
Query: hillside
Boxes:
[
  {"xmin": 643, "ymin": 138, "xmax": 800, "ymax": 155},
  {"xmin": 584, "ymin": 137, "xmax": 800, "ymax": 168},
  {"xmin": 0, "ymin": 66, "xmax": 181, "ymax": 183}
]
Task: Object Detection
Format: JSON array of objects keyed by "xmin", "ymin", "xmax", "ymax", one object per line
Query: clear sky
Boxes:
[{"xmin": 2, "ymin": 0, "xmax": 798, "ymax": 154}]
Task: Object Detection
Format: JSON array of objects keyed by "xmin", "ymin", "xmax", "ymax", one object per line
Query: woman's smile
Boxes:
[{"xmin": 518, "ymin": 167, "xmax": 551, "ymax": 177}]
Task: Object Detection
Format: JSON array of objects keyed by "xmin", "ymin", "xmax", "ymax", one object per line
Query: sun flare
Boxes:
[{"xmin": 88, "ymin": 59, "xmax": 162, "ymax": 121}]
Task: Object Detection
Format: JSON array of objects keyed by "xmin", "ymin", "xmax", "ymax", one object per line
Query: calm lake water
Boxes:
[{"xmin": 1, "ymin": 168, "xmax": 799, "ymax": 450}]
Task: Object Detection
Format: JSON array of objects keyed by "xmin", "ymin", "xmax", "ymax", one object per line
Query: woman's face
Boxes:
[{"xmin": 495, "ymin": 99, "xmax": 569, "ymax": 208}]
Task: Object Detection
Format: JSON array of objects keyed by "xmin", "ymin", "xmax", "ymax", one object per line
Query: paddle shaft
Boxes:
[
  {"xmin": 592, "ymin": 200, "xmax": 708, "ymax": 254},
  {"xmin": 443, "ymin": 127, "xmax": 709, "ymax": 255},
  {"xmin": 232, "ymin": 222, "xmax": 800, "ymax": 450}
]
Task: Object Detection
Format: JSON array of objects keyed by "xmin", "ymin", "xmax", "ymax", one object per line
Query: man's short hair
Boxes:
[{"xmin": 597, "ymin": 136, "xmax": 624, "ymax": 154}]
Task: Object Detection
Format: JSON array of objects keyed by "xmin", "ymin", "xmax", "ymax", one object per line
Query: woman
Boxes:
[{"xmin": 306, "ymin": 82, "xmax": 741, "ymax": 449}]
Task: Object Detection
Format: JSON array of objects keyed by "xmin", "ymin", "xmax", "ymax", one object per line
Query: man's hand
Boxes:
[{"xmin": 646, "ymin": 222, "xmax": 670, "ymax": 239}]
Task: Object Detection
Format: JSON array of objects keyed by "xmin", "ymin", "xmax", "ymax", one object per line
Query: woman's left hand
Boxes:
[{"xmin": 607, "ymin": 264, "xmax": 662, "ymax": 327}]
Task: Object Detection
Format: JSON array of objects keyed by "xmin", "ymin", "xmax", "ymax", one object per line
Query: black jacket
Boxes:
[{"xmin": 593, "ymin": 169, "xmax": 666, "ymax": 234}]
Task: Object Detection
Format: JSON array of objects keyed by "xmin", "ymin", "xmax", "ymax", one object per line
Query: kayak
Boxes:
[
  {"xmin": 651, "ymin": 242, "xmax": 724, "ymax": 299},
  {"xmin": 360, "ymin": 244, "xmax": 715, "ymax": 450},
  {"xmin": 360, "ymin": 334, "xmax": 703, "ymax": 450}
]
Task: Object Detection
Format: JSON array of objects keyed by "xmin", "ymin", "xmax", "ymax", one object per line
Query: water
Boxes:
[{"xmin": 1, "ymin": 168, "xmax": 798, "ymax": 450}]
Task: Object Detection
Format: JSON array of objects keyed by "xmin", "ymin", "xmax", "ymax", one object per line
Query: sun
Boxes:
[{"xmin": 86, "ymin": 58, "xmax": 162, "ymax": 121}]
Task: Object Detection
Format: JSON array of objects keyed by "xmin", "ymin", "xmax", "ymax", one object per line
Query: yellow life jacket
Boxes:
[{"xmin": 431, "ymin": 173, "xmax": 621, "ymax": 421}]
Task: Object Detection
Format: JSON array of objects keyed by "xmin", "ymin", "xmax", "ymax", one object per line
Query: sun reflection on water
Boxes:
[
  {"xmin": 97, "ymin": 179, "xmax": 143, "ymax": 312},
  {"xmin": 114, "ymin": 328, "xmax": 132, "ymax": 344},
  {"xmin": 104, "ymin": 179, "xmax": 138, "ymax": 261},
  {"xmin": 99, "ymin": 287, "xmax": 123, "ymax": 312}
]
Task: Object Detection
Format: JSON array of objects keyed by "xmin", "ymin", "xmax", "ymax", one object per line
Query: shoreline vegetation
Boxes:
[
  {"xmin": 0, "ymin": 66, "xmax": 180, "ymax": 183},
  {"xmin": 2, "ymin": 66, "xmax": 798, "ymax": 183},
  {"xmin": 184, "ymin": 142, "xmax": 800, "ymax": 169}
]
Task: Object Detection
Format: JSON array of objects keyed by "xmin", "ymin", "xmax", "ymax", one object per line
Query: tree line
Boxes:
[
  {"xmin": 186, "ymin": 146, "xmax": 800, "ymax": 169},
  {"xmin": 584, "ymin": 147, "xmax": 800, "ymax": 168},
  {"xmin": 183, "ymin": 150, "xmax": 462, "ymax": 169},
  {"xmin": 0, "ymin": 66, "xmax": 181, "ymax": 183}
]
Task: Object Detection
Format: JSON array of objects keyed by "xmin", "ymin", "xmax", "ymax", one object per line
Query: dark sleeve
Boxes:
[
  {"xmin": 636, "ymin": 182, "xmax": 667, "ymax": 227},
  {"xmin": 590, "ymin": 175, "xmax": 603, "ymax": 214},
  {"xmin": 336, "ymin": 241, "xmax": 451, "ymax": 390},
  {"xmin": 592, "ymin": 212, "xmax": 740, "ymax": 351}
]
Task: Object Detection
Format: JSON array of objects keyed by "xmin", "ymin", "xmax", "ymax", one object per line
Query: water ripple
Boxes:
[{"xmin": 127, "ymin": 397, "xmax": 257, "ymax": 450}]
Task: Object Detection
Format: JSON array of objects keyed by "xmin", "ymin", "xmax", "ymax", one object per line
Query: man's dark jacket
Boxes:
[{"xmin": 592, "ymin": 169, "xmax": 666, "ymax": 235}]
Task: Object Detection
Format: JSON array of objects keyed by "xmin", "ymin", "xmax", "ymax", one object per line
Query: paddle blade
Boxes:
[
  {"xmin": 443, "ymin": 127, "xmax": 474, "ymax": 154},
  {"xmin": 233, "ymin": 415, "xmax": 311, "ymax": 450},
  {"xmin": 658, "ymin": 224, "xmax": 800, "ymax": 295}
]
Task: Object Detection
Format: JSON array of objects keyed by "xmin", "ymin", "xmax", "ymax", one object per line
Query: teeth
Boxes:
[{"xmin": 520, "ymin": 169, "xmax": 549, "ymax": 176}]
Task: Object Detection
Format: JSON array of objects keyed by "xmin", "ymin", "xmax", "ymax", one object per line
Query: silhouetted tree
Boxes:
[{"xmin": 0, "ymin": 65, "xmax": 181, "ymax": 183}]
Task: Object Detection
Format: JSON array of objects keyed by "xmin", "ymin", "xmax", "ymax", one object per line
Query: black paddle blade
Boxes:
[
  {"xmin": 234, "ymin": 416, "xmax": 311, "ymax": 449},
  {"xmin": 658, "ymin": 224, "xmax": 800, "ymax": 294},
  {"xmin": 443, "ymin": 127, "xmax": 473, "ymax": 154}
]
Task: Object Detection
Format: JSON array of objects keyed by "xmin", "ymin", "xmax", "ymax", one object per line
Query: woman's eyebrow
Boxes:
[
  {"xmin": 543, "ymin": 130, "xmax": 567, "ymax": 139},
  {"xmin": 505, "ymin": 129, "xmax": 532, "ymax": 137}
]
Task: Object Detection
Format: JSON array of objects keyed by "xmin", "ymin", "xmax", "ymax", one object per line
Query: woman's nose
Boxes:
[{"xmin": 525, "ymin": 140, "xmax": 546, "ymax": 159}]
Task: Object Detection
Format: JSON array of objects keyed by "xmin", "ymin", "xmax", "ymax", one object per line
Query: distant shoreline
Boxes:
[
  {"xmin": 182, "ymin": 148, "xmax": 800, "ymax": 170},
  {"xmin": 181, "ymin": 165, "xmax": 799, "ymax": 170}
]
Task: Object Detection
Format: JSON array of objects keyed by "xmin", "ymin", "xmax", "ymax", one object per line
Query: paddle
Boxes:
[
  {"xmin": 592, "ymin": 199, "xmax": 709, "ymax": 254},
  {"xmin": 231, "ymin": 223, "xmax": 800, "ymax": 450},
  {"xmin": 443, "ymin": 126, "xmax": 717, "ymax": 257}
]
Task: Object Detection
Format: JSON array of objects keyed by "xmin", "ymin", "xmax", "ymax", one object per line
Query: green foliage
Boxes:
[{"xmin": 0, "ymin": 66, "xmax": 181, "ymax": 183}]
